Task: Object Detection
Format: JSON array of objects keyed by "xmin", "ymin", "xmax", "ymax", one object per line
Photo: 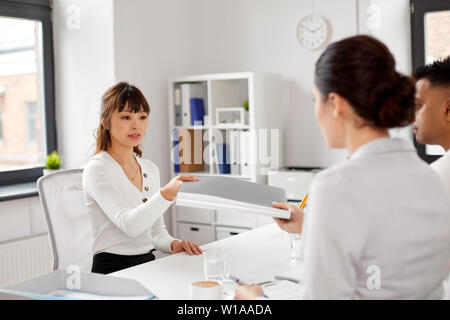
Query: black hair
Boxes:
[{"xmin": 414, "ymin": 56, "xmax": 450, "ymax": 88}]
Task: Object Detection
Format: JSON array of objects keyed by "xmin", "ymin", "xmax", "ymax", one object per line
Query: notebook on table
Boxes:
[{"xmin": 176, "ymin": 176, "xmax": 290, "ymax": 219}]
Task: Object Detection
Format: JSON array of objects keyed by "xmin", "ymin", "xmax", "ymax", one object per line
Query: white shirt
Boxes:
[
  {"xmin": 82, "ymin": 151, "xmax": 178, "ymax": 256},
  {"xmin": 300, "ymin": 138, "xmax": 450, "ymax": 299},
  {"xmin": 430, "ymin": 149, "xmax": 450, "ymax": 299},
  {"xmin": 431, "ymin": 149, "xmax": 450, "ymax": 195}
]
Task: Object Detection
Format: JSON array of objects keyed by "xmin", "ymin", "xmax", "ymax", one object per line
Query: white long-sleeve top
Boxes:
[
  {"xmin": 82, "ymin": 151, "xmax": 178, "ymax": 256},
  {"xmin": 300, "ymin": 138, "xmax": 450, "ymax": 299}
]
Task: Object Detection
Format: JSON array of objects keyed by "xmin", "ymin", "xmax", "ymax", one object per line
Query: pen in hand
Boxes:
[
  {"xmin": 227, "ymin": 273, "xmax": 269, "ymax": 299},
  {"xmin": 226, "ymin": 273, "xmax": 248, "ymax": 285},
  {"xmin": 298, "ymin": 193, "xmax": 308, "ymax": 209}
]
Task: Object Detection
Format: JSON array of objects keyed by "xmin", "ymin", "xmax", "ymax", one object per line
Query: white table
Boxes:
[{"xmin": 112, "ymin": 223, "xmax": 303, "ymax": 300}]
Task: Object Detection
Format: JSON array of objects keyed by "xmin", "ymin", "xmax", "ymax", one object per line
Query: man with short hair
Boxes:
[{"xmin": 413, "ymin": 56, "xmax": 450, "ymax": 299}]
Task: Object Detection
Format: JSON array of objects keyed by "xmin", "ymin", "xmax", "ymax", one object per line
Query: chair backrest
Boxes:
[{"xmin": 37, "ymin": 169, "xmax": 93, "ymax": 272}]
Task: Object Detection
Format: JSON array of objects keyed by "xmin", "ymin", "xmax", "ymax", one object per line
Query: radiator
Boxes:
[{"xmin": 0, "ymin": 234, "xmax": 53, "ymax": 287}]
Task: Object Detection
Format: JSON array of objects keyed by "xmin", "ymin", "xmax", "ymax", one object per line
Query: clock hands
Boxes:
[{"xmin": 302, "ymin": 24, "xmax": 323, "ymax": 34}]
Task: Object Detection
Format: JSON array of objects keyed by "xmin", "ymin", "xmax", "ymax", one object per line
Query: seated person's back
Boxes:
[{"xmin": 304, "ymin": 137, "xmax": 450, "ymax": 299}]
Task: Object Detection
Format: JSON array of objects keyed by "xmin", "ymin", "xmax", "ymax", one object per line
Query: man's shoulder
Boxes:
[{"xmin": 431, "ymin": 150, "xmax": 450, "ymax": 177}]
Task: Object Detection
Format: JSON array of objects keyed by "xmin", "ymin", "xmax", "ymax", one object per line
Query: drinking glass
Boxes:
[{"xmin": 203, "ymin": 247, "xmax": 226, "ymax": 280}]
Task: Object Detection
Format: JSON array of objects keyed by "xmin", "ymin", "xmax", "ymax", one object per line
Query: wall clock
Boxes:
[{"xmin": 297, "ymin": 14, "xmax": 330, "ymax": 50}]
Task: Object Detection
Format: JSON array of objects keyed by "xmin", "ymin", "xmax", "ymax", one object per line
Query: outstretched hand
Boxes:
[{"xmin": 161, "ymin": 174, "xmax": 199, "ymax": 201}]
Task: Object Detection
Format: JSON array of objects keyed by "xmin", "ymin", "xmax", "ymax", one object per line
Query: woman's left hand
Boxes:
[{"xmin": 171, "ymin": 240, "xmax": 203, "ymax": 255}]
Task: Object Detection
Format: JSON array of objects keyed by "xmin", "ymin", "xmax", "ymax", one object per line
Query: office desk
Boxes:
[{"xmin": 112, "ymin": 223, "xmax": 303, "ymax": 300}]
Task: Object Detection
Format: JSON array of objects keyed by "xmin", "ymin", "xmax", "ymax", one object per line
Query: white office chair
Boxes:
[{"xmin": 37, "ymin": 169, "xmax": 94, "ymax": 272}]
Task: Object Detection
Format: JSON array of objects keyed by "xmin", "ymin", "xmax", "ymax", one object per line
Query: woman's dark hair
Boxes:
[
  {"xmin": 314, "ymin": 35, "xmax": 415, "ymax": 128},
  {"xmin": 95, "ymin": 82, "xmax": 150, "ymax": 157}
]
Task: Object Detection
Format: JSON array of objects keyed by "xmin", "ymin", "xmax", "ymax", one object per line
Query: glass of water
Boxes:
[
  {"xmin": 290, "ymin": 233, "xmax": 302, "ymax": 262},
  {"xmin": 203, "ymin": 247, "xmax": 226, "ymax": 280}
]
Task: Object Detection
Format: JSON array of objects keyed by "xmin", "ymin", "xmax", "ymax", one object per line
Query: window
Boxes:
[
  {"xmin": 411, "ymin": 0, "xmax": 450, "ymax": 163},
  {"xmin": 0, "ymin": 0, "xmax": 55, "ymax": 186},
  {"xmin": 27, "ymin": 102, "xmax": 38, "ymax": 146}
]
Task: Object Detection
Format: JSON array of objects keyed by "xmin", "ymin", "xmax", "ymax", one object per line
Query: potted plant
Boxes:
[
  {"xmin": 43, "ymin": 151, "xmax": 61, "ymax": 175},
  {"xmin": 243, "ymin": 99, "xmax": 249, "ymax": 125}
]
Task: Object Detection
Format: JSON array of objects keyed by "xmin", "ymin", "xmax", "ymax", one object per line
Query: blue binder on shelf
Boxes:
[
  {"xmin": 216, "ymin": 143, "xmax": 231, "ymax": 174},
  {"xmin": 172, "ymin": 130, "xmax": 180, "ymax": 173},
  {"xmin": 190, "ymin": 98, "xmax": 205, "ymax": 126}
]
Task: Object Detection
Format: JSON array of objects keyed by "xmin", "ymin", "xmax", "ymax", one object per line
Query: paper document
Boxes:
[
  {"xmin": 261, "ymin": 280, "xmax": 301, "ymax": 300},
  {"xmin": 176, "ymin": 176, "xmax": 290, "ymax": 219}
]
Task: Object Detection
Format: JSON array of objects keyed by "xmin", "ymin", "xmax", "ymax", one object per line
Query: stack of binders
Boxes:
[{"xmin": 212, "ymin": 130, "xmax": 253, "ymax": 177}]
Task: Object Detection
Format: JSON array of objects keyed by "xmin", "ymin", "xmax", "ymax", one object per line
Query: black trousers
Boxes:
[{"xmin": 91, "ymin": 249, "xmax": 156, "ymax": 274}]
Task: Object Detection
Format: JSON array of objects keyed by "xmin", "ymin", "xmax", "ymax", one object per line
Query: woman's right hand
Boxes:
[
  {"xmin": 160, "ymin": 174, "xmax": 199, "ymax": 201},
  {"xmin": 272, "ymin": 202, "xmax": 304, "ymax": 234}
]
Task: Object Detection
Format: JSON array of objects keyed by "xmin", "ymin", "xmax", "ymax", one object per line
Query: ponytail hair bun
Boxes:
[
  {"xmin": 373, "ymin": 72, "xmax": 415, "ymax": 128},
  {"xmin": 315, "ymin": 35, "xmax": 415, "ymax": 128}
]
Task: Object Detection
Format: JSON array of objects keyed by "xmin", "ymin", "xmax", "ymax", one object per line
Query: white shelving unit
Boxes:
[{"xmin": 167, "ymin": 72, "xmax": 283, "ymax": 244}]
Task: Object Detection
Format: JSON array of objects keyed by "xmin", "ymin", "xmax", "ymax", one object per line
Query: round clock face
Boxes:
[{"xmin": 297, "ymin": 15, "xmax": 330, "ymax": 50}]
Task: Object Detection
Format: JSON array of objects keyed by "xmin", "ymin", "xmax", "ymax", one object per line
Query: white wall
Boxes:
[
  {"xmin": 190, "ymin": 0, "xmax": 362, "ymax": 167},
  {"xmin": 365, "ymin": 0, "xmax": 414, "ymax": 140},
  {"xmin": 53, "ymin": 0, "xmax": 116, "ymax": 169},
  {"xmin": 369, "ymin": 0, "xmax": 412, "ymax": 75}
]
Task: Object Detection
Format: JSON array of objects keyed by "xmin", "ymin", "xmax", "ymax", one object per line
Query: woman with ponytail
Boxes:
[
  {"xmin": 82, "ymin": 82, "xmax": 202, "ymax": 274},
  {"xmin": 236, "ymin": 35, "xmax": 450, "ymax": 299}
]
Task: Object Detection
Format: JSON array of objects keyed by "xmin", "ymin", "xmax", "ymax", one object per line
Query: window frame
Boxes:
[
  {"xmin": 0, "ymin": 0, "xmax": 56, "ymax": 186},
  {"xmin": 411, "ymin": 0, "xmax": 450, "ymax": 164}
]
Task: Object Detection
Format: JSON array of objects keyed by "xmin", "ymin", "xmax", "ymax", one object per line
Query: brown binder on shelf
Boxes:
[{"xmin": 178, "ymin": 129, "xmax": 204, "ymax": 172}]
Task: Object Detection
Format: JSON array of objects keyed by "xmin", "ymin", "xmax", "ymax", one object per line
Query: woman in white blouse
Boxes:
[
  {"xmin": 236, "ymin": 35, "xmax": 450, "ymax": 299},
  {"xmin": 83, "ymin": 82, "xmax": 202, "ymax": 274}
]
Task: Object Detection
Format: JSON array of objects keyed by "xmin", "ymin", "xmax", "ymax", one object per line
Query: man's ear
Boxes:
[{"xmin": 444, "ymin": 98, "xmax": 450, "ymax": 123}]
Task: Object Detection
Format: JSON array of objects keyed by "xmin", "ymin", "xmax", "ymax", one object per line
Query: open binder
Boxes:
[{"xmin": 176, "ymin": 176, "xmax": 290, "ymax": 219}]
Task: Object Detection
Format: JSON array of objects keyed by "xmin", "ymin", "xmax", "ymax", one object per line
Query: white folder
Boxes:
[
  {"xmin": 180, "ymin": 83, "xmax": 207, "ymax": 126},
  {"xmin": 229, "ymin": 130, "xmax": 240, "ymax": 175},
  {"xmin": 176, "ymin": 176, "xmax": 290, "ymax": 219},
  {"xmin": 239, "ymin": 131, "xmax": 253, "ymax": 177}
]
